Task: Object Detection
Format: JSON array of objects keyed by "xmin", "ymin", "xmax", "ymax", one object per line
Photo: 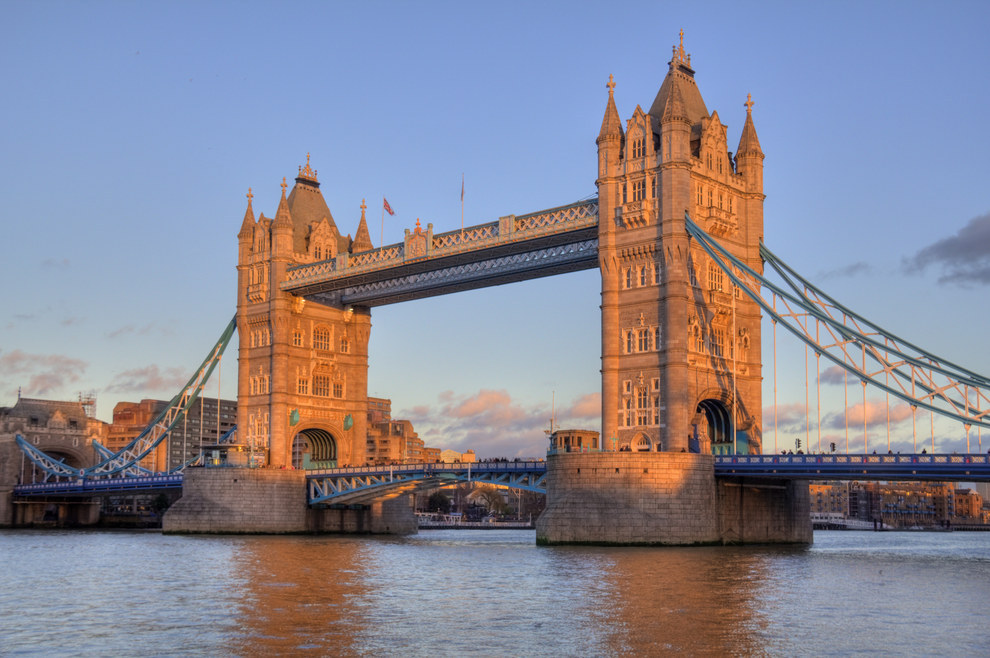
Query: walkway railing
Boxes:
[{"xmin": 715, "ymin": 453, "xmax": 990, "ymax": 481}]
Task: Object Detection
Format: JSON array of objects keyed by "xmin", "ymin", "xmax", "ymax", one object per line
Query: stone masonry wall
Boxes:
[
  {"xmin": 537, "ymin": 452, "xmax": 721, "ymax": 545},
  {"xmin": 537, "ymin": 453, "xmax": 812, "ymax": 545},
  {"xmin": 163, "ymin": 468, "xmax": 308, "ymax": 534},
  {"xmin": 717, "ymin": 477, "xmax": 812, "ymax": 544}
]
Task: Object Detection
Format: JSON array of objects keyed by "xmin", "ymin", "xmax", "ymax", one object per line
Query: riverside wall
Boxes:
[
  {"xmin": 536, "ymin": 452, "xmax": 810, "ymax": 545},
  {"xmin": 163, "ymin": 467, "xmax": 416, "ymax": 535}
]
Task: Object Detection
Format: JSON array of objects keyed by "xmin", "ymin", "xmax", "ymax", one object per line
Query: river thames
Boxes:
[{"xmin": 1, "ymin": 529, "xmax": 988, "ymax": 656}]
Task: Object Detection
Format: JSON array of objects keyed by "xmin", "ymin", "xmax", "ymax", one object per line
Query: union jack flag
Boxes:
[{"xmin": 383, "ymin": 198, "xmax": 395, "ymax": 215}]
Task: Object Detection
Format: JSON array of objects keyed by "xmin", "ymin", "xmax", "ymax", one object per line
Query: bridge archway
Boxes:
[
  {"xmin": 291, "ymin": 428, "xmax": 337, "ymax": 469},
  {"xmin": 631, "ymin": 433, "xmax": 653, "ymax": 452},
  {"xmin": 696, "ymin": 399, "xmax": 734, "ymax": 455}
]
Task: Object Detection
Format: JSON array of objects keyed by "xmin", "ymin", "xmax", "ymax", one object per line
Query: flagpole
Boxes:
[
  {"xmin": 381, "ymin": 195, "xmax": 385, "ymax": 248},
  {"xmin": 460, "ymin": 173, "xmax": 464, "ymax": 237}
]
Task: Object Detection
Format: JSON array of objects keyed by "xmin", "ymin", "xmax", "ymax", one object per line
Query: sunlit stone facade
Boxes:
[
  {"xmin": 596, "ymin": 34, "xmax": 765, "ymax": 454},
  {"xmin": 236, "ymin": 158, "xmax": 375, "ymax": 468}
]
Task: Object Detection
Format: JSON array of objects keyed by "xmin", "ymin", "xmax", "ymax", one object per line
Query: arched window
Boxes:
[
  {"xmin": 313, "ymin": 326, "xmax": 331, "ymax": 351},
  {"xmin": 639, "ymin": 266, "xmax": 647, "ymax": 287}
]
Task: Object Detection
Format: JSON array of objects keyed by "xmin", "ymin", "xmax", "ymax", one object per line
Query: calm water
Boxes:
[{"xmin": 1, "ymin": 529, "xmax": 988, "ymax": 656}]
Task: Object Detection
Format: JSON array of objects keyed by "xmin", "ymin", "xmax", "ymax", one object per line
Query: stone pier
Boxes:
[
  {"xmin": 536, "ymin": 452, "xmax": 810, "ymax": 545},
  {"xmin": 163, "ymin": 467, "xmax": 416, "ymax": 535}
]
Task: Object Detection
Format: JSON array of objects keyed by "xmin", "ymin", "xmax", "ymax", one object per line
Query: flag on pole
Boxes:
[{"xmin": 383, "ymin": 198, "xmax": 395, "ymax": 215}]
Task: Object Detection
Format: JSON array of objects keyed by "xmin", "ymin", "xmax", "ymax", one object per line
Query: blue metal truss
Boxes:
[
  {"xmin": 685, "ymin": 213, "xmax": 990, "ymax": 431},
  {"xmin": 17, "ymin": 316, "xmax": 237, "ymax": 480},
  {"xmin": 716, "ymin": 453, "xmax": 990, "ymax": 481},
  {"xmin": 307, "ymin": 461, "xmax": 547, "ymax": 505}
]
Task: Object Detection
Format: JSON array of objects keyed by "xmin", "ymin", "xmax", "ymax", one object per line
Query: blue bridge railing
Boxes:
[{"xmin": 715, "ymin": 453, "xmax": 990, "ymax": 481}]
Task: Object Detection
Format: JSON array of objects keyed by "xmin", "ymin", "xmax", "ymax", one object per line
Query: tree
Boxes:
[
  {"xmin": 473, "ymin": 484, "xmax": 508, "ymax": 516},
  {"xmin": 428, "ymin": 490, "xmax": 451, "ymax": 513}
]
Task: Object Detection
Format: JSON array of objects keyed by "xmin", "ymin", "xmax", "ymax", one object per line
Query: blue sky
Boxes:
[{"xmin": 2, "ymin": 1, "xmax": 989, "ymax": 458}]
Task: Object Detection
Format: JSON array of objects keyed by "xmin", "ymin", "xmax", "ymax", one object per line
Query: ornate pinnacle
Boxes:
[
  {"xmin": 246, "ymin": 187, "xmax": 253, "ymax": 202},
  {"xmin": 297, "ymin": 153, "xmax": 319, "ymax": 182},
  {"xmin": 606, "ymin": 73, "xmax": 616, "ymax": 95},
  {"xmin": 745, "ymin": 93, "xmax": 755, "ymax": 114}
]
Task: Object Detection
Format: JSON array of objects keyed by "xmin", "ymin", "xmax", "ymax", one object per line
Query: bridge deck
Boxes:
[
  {"xmin": 13, "ymin": 454, "xmax": 988, "ymax": 501},
  {"xmin": 282, "ymin": 200, "xmax": 599, "ymax": 307}
]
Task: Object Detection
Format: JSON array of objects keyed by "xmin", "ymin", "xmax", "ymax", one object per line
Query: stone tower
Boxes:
[
  {"xmin": 597, "ymin": 33, "xmax": 765, "ymax": 455},
  {"xmin": 236, "ymin": 156, "xmax": 372, "ymax": 468}
]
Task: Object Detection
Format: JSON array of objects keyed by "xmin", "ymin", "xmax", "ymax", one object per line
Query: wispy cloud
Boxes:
[
  {"xmin": 105, "ymin": 323, "xmax": 172, "ymax": 339},
  {"xmin": 819, "ymin": 365, "xmax": 848, "ymax": 386},
  {"xmin": 902, "ymin": 212, "xmax": 990, "ymax": 286},
  {"xmin": 817, "ymin": 261, "xmax": 872, "ymax": 281},
  {"xmin": 0, "ymin": 349, "xmax": 88, "ymax": 396},
  {"xmin": 822, "ymin": 400, "xmax": 913, "ymax": 430},
  {"xmin": 762, "ymin": 402, "xmax": 808, "ymax": 434},
  {"xmin": 397, "ymin": 389, "xmax": 600, "ymax": 458},
  {"xmin": 104, "ymin": 364, "xmax": 188, "ymax": 394},
  {"xmin": 41, "ymin": 257, "xmax": 70, "ymax": 270}
]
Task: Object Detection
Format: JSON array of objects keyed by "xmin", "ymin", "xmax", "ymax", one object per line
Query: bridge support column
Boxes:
[
  {"xmin": 163, "ymin": 467, "xmax": 417, "ymax": 535},
  {"xmin": 536, "ymin": 453, "xmax": 810, "ymax": 545},
  {"xmin": 308, "ymin": 495, "xmax": 417, "ymax": 535}
]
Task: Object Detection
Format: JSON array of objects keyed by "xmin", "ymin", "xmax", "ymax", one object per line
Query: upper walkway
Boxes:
[{"xmin": 281, "ymin": 199, "xmax": 599, "ymax": 307}]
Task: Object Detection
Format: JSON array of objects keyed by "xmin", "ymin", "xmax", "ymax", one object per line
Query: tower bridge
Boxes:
[{"xmin": 10, "ymin": 33, "xmax": 990, "ymax": 543}]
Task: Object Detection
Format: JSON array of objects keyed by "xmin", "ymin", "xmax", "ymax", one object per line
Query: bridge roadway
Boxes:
[{"xmin": 12, "ymin": 454, "xmax": 990, "ymax": 502}]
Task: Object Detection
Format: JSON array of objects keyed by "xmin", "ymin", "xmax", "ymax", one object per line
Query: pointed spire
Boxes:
[
  {"xmin": 274, "ymin": 177, "xmax": 292, "ymax": 226},
  {"xmin": 238, "ymin": 187, "xmax": 256, "ymax": 239},
  {"xmin": 598, "ymin": 74, "xmax": 624, "ymax": 143},
  {"xmin": 737, "ymin": 93, "xmax": 763, "ymax": 156},
  {"xmin": 661, "ymin": 75, "xmax": 688, "ymax": 124},
  {"xmin": 351, "ymin": 198, "xmax": 373, "ymax": 253}
]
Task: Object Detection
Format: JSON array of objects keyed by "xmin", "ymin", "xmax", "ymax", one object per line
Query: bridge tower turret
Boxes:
[
  {"xmin": 595, "ymin": 33, "xmax": 764, "ymax": 455},
  {"xmin": 235, "ymin": 157, "xmax": 372, "ymax": 469}
]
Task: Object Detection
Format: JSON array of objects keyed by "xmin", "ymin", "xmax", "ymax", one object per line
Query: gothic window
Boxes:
[
  {"xmin": 313, "ymin": 375, "xmax": 331, "ymax": 397},
  {"xmin": 692, "ymin": 325, "xmax": 704, "ymax": 352},
  {"xmin": 298, "ymin": 378, "xmax": 309, "ymax": 395},
  {"xmin": 637, "ymin": 389, "xmax": 649, "ymax": 426},
  {"xmin": 625, "ymin": 399, "xmax": 633, "ymax": 426},
  {"xmin": 708, "ymin": 262, "xmax": 724, "ymax": 292},
  {"xmin": 729, "ymin": 196, "xmax": 733, "ymax": 213},
  {"xmin": 314, "ymin": 246, "xmax": 322, "ymax": 260},
  {"xmin": 654, "ymin": 326, "xmax": 661, "ymax": 350},
  {"xmin": 638, "ymin": 329, "xmax": 649, "ymax": 352},
  {"xmin": 625, "ymin": 268, "xmax": 632, "ymax": 289},
  {"xmin": 651, "ymin": 377, "xmax": 660, "ymax": 392},
  {"xmin": 718, "ymin": 193, "xmax": 723, "ymax": 209},
  {"xmin": 708, "ymin": 189, "xmax": 713, "ymax": 207},
  {"xmin": 313, "ymin": 326, "xmax": 331, "ymax": 351},
  {"xmin": 654, "ymin": 263, "xmax": 661, "ymax": 285},
  {"xmin": 625, "ymin": 331, "xmax": 634, "ymax": 354},
  {"xmin": 639, "ymin": 266, "xmax": 647, "ymax": 287},
  {"xmin": 633, "ymin": 180, "xmax": 645, "ymax": 201},
  {"xmin": 718, "ymin": 158, "xmax": 723, "ymax": 174},
  {"xmin": 697, "ymin": 184, "xmax": 703, "ymax": 205},
  {"xmin": 652, "ymin": 174, "xmax": 658, "ymax": 198},
  {"xmin": 340, "ymin": 337, "xmax": 350, "ymax": 353},
  {"xmin": 333, "ymin": 382, "xmax": 344, "ymax": 398},
  {"xmin": 624, "ymin": 380, "xmax": 632, "ymax": 394},
  {"xmin": 622, "ymin": 184, "xmax": 627, "ymax": 204},
  {"xmin": 652, "ymin": 396, "xmax": 660, "ymax": 425},
  {"xmin": 711, "ymin": 327, "xmax": 725, "ymax": 358},
  {"xmin": 293, "ymin": 330, "xmax": 303, "ymax": 347}
]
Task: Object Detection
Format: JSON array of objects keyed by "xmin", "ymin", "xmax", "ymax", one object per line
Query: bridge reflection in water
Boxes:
[{"xmin": 1, "ymin": 530, "xmax": 970, "ymax": 656}]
